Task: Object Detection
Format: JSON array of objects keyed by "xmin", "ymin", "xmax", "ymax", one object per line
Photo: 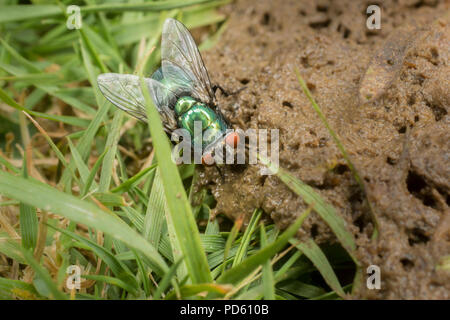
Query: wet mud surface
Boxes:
[{"xmin": 197, "ymin": 0, "xmax": 450, "ymax": 299}]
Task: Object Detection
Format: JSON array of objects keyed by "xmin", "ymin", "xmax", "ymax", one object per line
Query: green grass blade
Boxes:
[
  {"xmin": 166, "ymin": 283, "xmax": 232, "ymax": 299},
  {"xmin": 0, "ymin": 277, "xmax": 40, "ymax": 299},
  {"xmin": 81, "ymin": 147, "xmax": 108, "ymax": 197},
  {"xmin": 293, "ymin": 239, "xmax": 345, "ymax": 298},
  {"xmin": 132, "ymin": 250, "xmax": 151, "ymax": 297},
  {"xmin": 67, "ymin": 137, "xmax": 90, "ymax": 184},
  {"xmin": 122, "ymin": 207, "xmax": 144, "ymax": 232},
  {"xmin": 0, "ymin": 5, "xmax": 61, "ymax": 23},
  {"xmin": 0, "ymin": 170, "xmax": 168, "ymax": 276},
  {"xmin": 153, "ymin": 257, "xmax": 184, "ymax": 300},
  {"xmin": 204, "ymin": 210, "xmax": 220, "ymax": 235},
  {"xmin": 143, "ymin": 168, "xmax": 166, "ymax": 248},
  {"xmin": 437, "ymin": 255, "xmax": 450, "ymax": 270},
  {"xmin": 232, "ymin": 209, "xmax": 261, "ymax": 267},
  {"xmin": 99, "ymin": 111, "xmax": 123, "ymax": 192},
  {"xmin": 262, "ymin": 159, "xmax": 358, "ymax": 260},
  {"xmin": 77, "ymin": 28, "xmax": 108, "ymax": 75},
  {"xmin": 294, "ymin": 68, "xmax": 378, "ymax": 238},
  {"xmin": 0, "ymin": 38, "xmax": 40, "ymax": 73},
  {"xmin": 19, "ymin": 156, "xmax": 38, "ymax": 251},
  {"xmin": 221, "ymin": 216, "xmax": 243, "ymax": 276},
  {"xmin": 0, "ymin": 0, "xmax": 222, "ymax": 23},
  {"xmin": 260, "ymin": 224, "xmax": 275, "ymax": 300},
  {"xmin": 51, "ymin": 225, "xmax": 138, "ymax": 292},
  {"xmin": 199, "ymin": 234, "xmax": 226, "ymax": 252},
  {"xmin": 19, "ymin": 246, "xmax": 67, "ymax": 300},
  {"xmin": 81, "ymin": 274, "xmax": 138, "ymax": 295},
  {"xmin": 0, "ymin": 87, "xmax": 89, "ymax": 127},
  {"xmin": 110, "ymin": 164, "xmax": 157, "ymax": 194},
  {"xmin": 91, "ymin": 192, "xmax": 125, "ymax": 207},
  {"xmin": 139, "ymin": 76, "xmax": 211, "ymax": 284},
  {"xmin": 216, "ymin": 207, "xmax": 312, "ymax": 287},
  {"xmin": 24, "ymin": 112, "xmax": 79, "ymax": 185},
  {"xmin": 0, "ymin": 154, "xmax": 20, "ymax": 174},
  {"xmin": 274, "ymin": 250, "xmax": 303, "ymax": 280},
  {"xmin": 278, "ymin": 281, "xmax": 326, "ymax": 299},
  {"xmin": 0, "ymin": 238, "xmax": 25, "ymax": 264},
  {"xmin": 199, "ymin": 20, "xmax": 229, "ymax": 51}
]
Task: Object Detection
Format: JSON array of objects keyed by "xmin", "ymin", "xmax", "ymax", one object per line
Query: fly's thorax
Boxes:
[
  {"xmin": 174, "ymin": 96, "xmax": 197, "ymax": 115},
  {"xmin": 175, "ymin": 98, "xmax": 229, "ymax": 150}
]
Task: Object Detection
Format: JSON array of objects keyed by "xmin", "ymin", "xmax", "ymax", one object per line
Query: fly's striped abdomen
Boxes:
[{"xmin": 175, "ymin": 96, "xmax": 228, "ymax": 151}]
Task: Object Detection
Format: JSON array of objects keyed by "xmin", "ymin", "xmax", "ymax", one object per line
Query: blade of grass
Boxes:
[
  {"xmin": 437, "ymin": 255, "xmax": 450, "ymax": 270},
  {"xmin": 292, "ymin": 239, "xmax": 345, "ymax": 298},
  {"xmin": 139, "ymin": 75, "xmax": 212, "ymax": 284},
  {"xmin": 311, "ymin": 284, "xmax": 352, "ymax": 300},
  {"xmin": 0, "ymin": 153, "xmax": 20, "ymax": 174},
  {"xmin": 99, "ymin": 111, "xmax": 123, "ymax": 192},
  {"xmin": 0, "ymin": 170, "xmax": 169, "ymax": 276},
  {"xmin": 0, "ymin": 38, "xmax": 40, "ymax": 73},
  {"xmin": 91, "ymin": 192, "xmax": 125, "ymax": 207},
  {"xmin": 236, "ymin": 249, "xmax": 307, "ymax": 300},
  {"xmin": 165, "ymin": 197, "xmax": 189, "ymax": 281},
  {"xmin": 205, "ymin": 213, "xmax": 220, "ymax": 235},
  {"xmin": 221, "ymin": 215, "xmax": 244, "ymax": 276},
  {"xmin": 294, "ymin": 67, "xmax": 378, "ymax": 239},
  {"xmin": 110, "ymin": 164, "xmax": 157, "ymax": 194},
  {"xmin": 260, "ymin": 224, "xmax": 275, "ymax": 300},
  {"xmin": 0, "ymin": 87, "xmax": 90, "ymax": 127},
  {"xmin": 0, "ymin": 238, "xmax": 25, "ymax": 264},
  {"xmin": 77, "ymin": 28, "xmax": 108, "ymax": 74},
  {"xmin": 259, "ymin": 152, "xmax": 358, "ymax": 263},
  {"xmin": 19, "ymin": 155, "xmax": 38, "ymax": 251},
  {"xmin": 232, "ymin": 209, "xmax": 261, "ymax": 267},
  {"xmin": 122, "ymin": 207, "xmax": 144, "ymax": 232},
  {"xmin": 143, "ymin": 168, "xmax": 166, "ymax": 248},
  {"xmin": 0, "ymin": 277, "xmax": 40, "ymax": 299},
  {"xmin": 216, "ymin": 206, "xmax": 312, "ymax": 287},
  {"xmin": 19, "ymin": 245, "xmax": 67, "ymax": 300},
  {"xmin": 166, "ymin": 283, "xmax": 232, "ymax": 299},
  {"xmin": 199, "ymin": 234, "xmax": 226, "ymax": 252},
  {"xmin": 0, "ymin": 0, "xmax": 221, "ymax": 23},
  {"xmin": 199, "ymin": 20, "xmax": 229, "ymax": 51},
  {"xmin": 81, "ymin": 274, "xmax": 138, "ymax": 295},
  {"xmin": 58, "ymin": 42, "xmax": 111, "ymax": 190},
  {"xmin": 51, "ymin": 225, "xmax": 138, "ymax": 291},
  {"xmin": 278, "ymin": 281, "xmax": 326, "ymax": 299},
  {"xmin": 153, "ymin": 257, "xmax": 184, "ymax": 300},
  {"xmin": 67, "ymin": 137, "xmax": 90, "ymax": 184},
  {"xmin": 132, "ymin": 250, "xmax": 151, "ymax": 297},
  {"xmin": 81, "ymin": 147, "xmax": 108, "ymax": 197},
  {"xmin": 24, "ymin": 112, "xmax": 80, "ymax": 185},
  {"xmin": 274, "ymin": 250, "xmax": 303, "ymax": 280}
]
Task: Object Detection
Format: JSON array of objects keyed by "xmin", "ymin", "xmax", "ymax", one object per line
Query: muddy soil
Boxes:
[{"xmin": 197, "ymin": 0, "xmax": 450, "ymax": 299}]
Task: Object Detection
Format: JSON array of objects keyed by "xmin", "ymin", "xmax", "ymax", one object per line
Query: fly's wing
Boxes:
[
  {"xmin": 97, "ymin": 73, "xmax": 178, "ymax": 131},
  {"xmin": 161, "ymin": 18, "xmax": 215, "ymax": 105},
  {"xmin": 151, "ymin": 63, "xmax": 193, "ymax": 103}
]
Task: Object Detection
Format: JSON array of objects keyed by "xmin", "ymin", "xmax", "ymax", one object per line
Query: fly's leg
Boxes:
[
  {"xmin": 215, "ymin": 164, "xmax": 224, "ymax": 179},
  {"xmin": 213, "ymin": 84, "xmax": 246, "ymax": 97}
]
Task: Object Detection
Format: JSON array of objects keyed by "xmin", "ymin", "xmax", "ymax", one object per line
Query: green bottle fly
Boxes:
[{"xmin": 97, "ymin": 18, "xmax": 241, "ymax": 165}]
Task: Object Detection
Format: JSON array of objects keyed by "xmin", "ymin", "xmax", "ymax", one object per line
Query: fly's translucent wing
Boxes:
[
  {"xmin": 152, "ymin": 62, "xmax": 193, "ymax": 103},
  {"xmin": 97, "ymin": 73, "xmax": 177, "ymax": 131},
  {"xmin": 161, "ymin": 18, "xmax": 215, "ymax": 105}
]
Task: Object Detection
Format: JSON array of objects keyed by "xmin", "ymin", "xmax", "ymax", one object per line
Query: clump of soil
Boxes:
[{"xmin": 197, "ymin": 0, "xmax": 449, "ymax": 299}]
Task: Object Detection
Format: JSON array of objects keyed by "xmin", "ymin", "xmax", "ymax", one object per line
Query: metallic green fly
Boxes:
[{"xmin": 97, "ymin": 18, "xmax": 239, "ymax": 165}]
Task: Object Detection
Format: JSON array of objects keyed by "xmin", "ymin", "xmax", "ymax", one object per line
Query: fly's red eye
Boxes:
[
  {"xmin": 202, "ymin": 153, "xmax": 215, "ymax": 165},
  {"xmin": 225, "ymin": 132, "xmax": 240, "ymax": 148}
]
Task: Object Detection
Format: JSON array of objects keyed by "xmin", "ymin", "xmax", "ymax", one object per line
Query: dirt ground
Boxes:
[{"xmin": 197, "ymin": 0, "xmax": 450, "ymax": 299}]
